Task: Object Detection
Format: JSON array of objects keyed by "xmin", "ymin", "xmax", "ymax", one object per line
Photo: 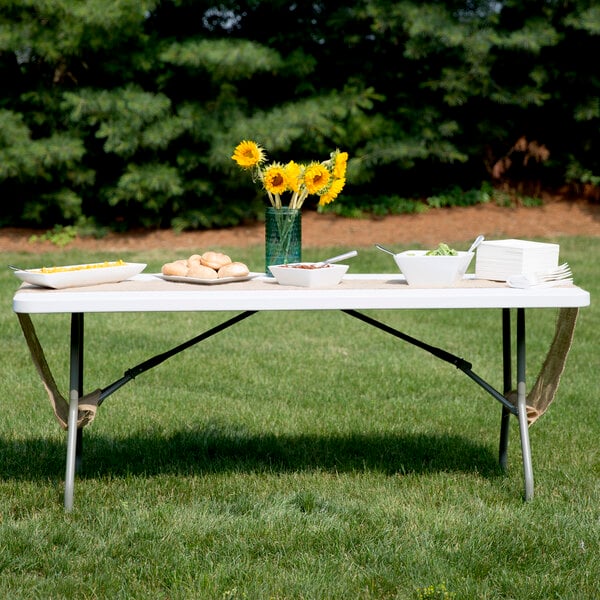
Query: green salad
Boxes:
[{"xmin": 426, "ymin": 243, "xmax": 458, "ymax": 256}]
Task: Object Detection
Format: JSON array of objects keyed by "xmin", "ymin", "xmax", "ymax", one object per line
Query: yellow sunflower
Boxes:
[
  {"xmin": 284, "ymin": 161, "xmax": 302, "ymax": 194},
  {"xmin": 303, "ymin": 163, "xmax": 331, "ymax": 195},
  {"xmin": 231, "ymin": 140, "xmax": 266, "ymax": 169},
  {"xmin": 318, "ymin": 177, "xmax": 346, "ymax": 206},
  {"xmin": 333, "ymin": 151, "xmax": 348, "ymax": 179},
  {"xmin": 263, "ymin": 163, "xmax": 289, "ymax": 196}
]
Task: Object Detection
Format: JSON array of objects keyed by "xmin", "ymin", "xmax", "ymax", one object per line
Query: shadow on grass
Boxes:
[{"xmin": 0, "ymin": 424, "xmax": 503, "ymax": 481}]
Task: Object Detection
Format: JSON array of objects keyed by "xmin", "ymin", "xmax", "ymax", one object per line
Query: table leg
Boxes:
[
  {"xmin": 64, "ymin": 313, "xmax": 83, "ymax": 512},
  {"xmin": 499, "ymin": 309, "xmax": 511, "ymax": 471},
  {"xmin": 517, "ymin": 308, "xmax": 534, "ymax": 501}
]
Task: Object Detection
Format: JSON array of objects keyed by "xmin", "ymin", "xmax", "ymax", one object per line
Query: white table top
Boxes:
[{"xmin": 12, "ymin": 274, "xmax": 591, "ymax": 314}]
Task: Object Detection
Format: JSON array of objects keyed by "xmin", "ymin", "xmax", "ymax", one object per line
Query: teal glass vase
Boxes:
[{"xmin": 265, "ymin": 207, "xmax": 302, "ymax": 275}]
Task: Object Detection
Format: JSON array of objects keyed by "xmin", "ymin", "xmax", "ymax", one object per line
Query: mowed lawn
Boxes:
[{"xmin": 1, "ymin": 236, "xmax": 598, "ymax": 599}]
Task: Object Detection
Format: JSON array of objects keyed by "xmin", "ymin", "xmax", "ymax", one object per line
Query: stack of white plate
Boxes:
[{"xmin": 475, "ymin": 239, "xmax": 560, "ymax": 281}]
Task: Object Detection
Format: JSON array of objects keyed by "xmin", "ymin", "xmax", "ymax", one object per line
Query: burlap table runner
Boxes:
[{"xmin": 17, "ymin": 312, "xmax": 100, "ymax": 429}]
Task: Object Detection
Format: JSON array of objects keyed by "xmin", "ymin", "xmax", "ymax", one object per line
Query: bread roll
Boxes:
[
  {"xmin": 161, "ymin": 260, "xmax": 189, "ymax": 276},
  {"xmin": 188, "ymin": 263, "xmax": 218, "ymax": 279},
  {"xmin": 218, "ymin": 261, "xmax": 250, "ymax": 278},
  {"xmin": 201, "ymin": 251, "xmax": 231, "ymax": 270}
]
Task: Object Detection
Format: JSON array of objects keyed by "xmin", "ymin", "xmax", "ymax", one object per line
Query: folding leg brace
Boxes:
[
  {"xmin": 342, "ymin": 309, "xmax": 517, "ymax": 414},
  {"xmin": 342, "ymin": 308, "xmax": 534, "ymax": 501}
]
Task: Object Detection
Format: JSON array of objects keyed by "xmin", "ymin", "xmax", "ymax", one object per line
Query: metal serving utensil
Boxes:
[
  {"xmin": 374, "ymin": 244, "xmax": 397, "ymax": 256},
  {"xmin": 313, "ymin": 250, "xmax": 358, "ymax": 267},
  {"xmin": 467, "ymin": 234, "xmax": 484, "ymax": 253}
]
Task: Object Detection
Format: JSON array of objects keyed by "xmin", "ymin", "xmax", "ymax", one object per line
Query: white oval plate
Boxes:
[
  {"xmin": 13, "ymin": 262, "xmax": 147, "ymax": 289},
  {"xmin": 157, "ymin": 272, "xmax": 261, "ymax": 285}
]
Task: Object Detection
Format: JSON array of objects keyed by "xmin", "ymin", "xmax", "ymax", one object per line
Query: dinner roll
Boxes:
[
  {"xmin": 188, "ymin": 263, "xmax": 218, "ymax": 279},
  {"xmin": 218, "ymin": 261, "xmax": 250, "ymax": 278},
  {"xmin": 161, "ymin": 260, "xmax": 189, "ymax": 276},
  {"xmin": 201, "ymin": 251, "xmax": 231, "ymax": 270}
]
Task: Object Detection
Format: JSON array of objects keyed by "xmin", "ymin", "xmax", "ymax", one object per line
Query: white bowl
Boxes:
[
  {"xmin": 268, "ymin": 263, "xmax": 349, "ymax": 287},
  {"xmin": 392, "ymin": 251, "xmax": 473, "ymax": 287}
]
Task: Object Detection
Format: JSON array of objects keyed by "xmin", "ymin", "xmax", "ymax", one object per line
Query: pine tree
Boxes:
[{"xmin": 1, "ymin": 1, "xmax": 598, "ymax": 230}]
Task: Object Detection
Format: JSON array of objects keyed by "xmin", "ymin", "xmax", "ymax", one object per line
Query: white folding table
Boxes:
[{"xmin": 13, "ymin": 273, "xmax": 590, "ymax": 510}]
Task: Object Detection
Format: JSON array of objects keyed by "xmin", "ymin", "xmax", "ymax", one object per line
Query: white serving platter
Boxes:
[
  {"xmin": 13, "ymin": 262, "xmax": 147, "ymax": 289},
  {"xmin": 157, "ymin": 272, "xmax": 261, "ymax": 285}
]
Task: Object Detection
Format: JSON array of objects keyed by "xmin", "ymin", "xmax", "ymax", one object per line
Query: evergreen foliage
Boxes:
[{"xmin": 0, "ymin": 0, "xmax": 598, "ymax": 231}]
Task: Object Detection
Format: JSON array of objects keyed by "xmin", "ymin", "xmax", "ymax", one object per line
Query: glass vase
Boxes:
[{"xmin": 265, "ymin": 207, "xmax": 302, "ymax": 274}]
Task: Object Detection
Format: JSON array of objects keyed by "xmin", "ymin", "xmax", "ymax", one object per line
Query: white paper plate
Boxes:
[
  {"xmin": 13, "ymin": 262, "xmax": 147, "ymax": 289},
  {"xmin": 157, "ymin": 272, "xmax": 261, "ymax": 285}
]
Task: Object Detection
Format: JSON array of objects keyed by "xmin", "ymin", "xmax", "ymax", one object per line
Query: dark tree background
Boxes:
[{"xmin": 1, "ymin": 0, "xmax": 598, "ymax": 231}]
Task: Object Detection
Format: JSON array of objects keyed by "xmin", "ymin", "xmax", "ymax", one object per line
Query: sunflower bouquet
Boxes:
[
  {"xmin": 231, "ymin": 140, "xmax": 348, "ymax": 270},
  {"xmin": 231, "ymin": 140, "xmax": 348, "ymax": 210}
]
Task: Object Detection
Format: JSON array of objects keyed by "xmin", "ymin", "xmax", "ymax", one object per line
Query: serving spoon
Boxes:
[
  {"xmin": 467, "ymin": 234, "xmax": 485, "ymax": 253},
  {"xmin": 374, "ymin": 244, "xmax": 397, "ymax": 256},
  {"xmin": 313, "ymin": 250, "xmax": 358, "ymax": 267}
]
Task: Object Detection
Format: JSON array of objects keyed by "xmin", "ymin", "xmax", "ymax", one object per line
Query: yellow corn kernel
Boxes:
[{"xmin": 38, "ymin": 260, "xmax": 126, "ymax": 274}]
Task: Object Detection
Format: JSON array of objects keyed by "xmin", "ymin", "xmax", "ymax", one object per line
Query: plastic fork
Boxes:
[{"xmin": 507, "ymin": 263, "xmax": 573, "ymax": 288}]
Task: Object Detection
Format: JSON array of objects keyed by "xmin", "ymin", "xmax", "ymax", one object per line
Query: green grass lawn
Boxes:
[{"xmin": 1, "ymin": 237, "xmax": 598, "ymax": 599}]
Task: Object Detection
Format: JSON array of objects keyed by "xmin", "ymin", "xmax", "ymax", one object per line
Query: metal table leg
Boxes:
[
  {"xmin": 499, "ymin": 309, "xmax": 511, "ymax": 471},
  {"xmin": 517, "ymin": 308, "xmax": 534, "ymax": 501},
  {"xmin": 64, "ymin": 313, "xmax": 83, "ymax": 512},
  {"xmin": 59, "ymin": 308, "xmax": 536, "ymax": 506},
  {"xmin": 61, "ymin": 310, "xmax": 256, "ymax": 511},
  {"xmin": 343, "ymin": 309, "xmax": 530, "ymax": 499}
]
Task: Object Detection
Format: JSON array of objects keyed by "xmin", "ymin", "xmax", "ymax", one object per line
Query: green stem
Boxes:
[{"xmin": 268, "ymin": 208, "xmax": 300, "ymax": 266}]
